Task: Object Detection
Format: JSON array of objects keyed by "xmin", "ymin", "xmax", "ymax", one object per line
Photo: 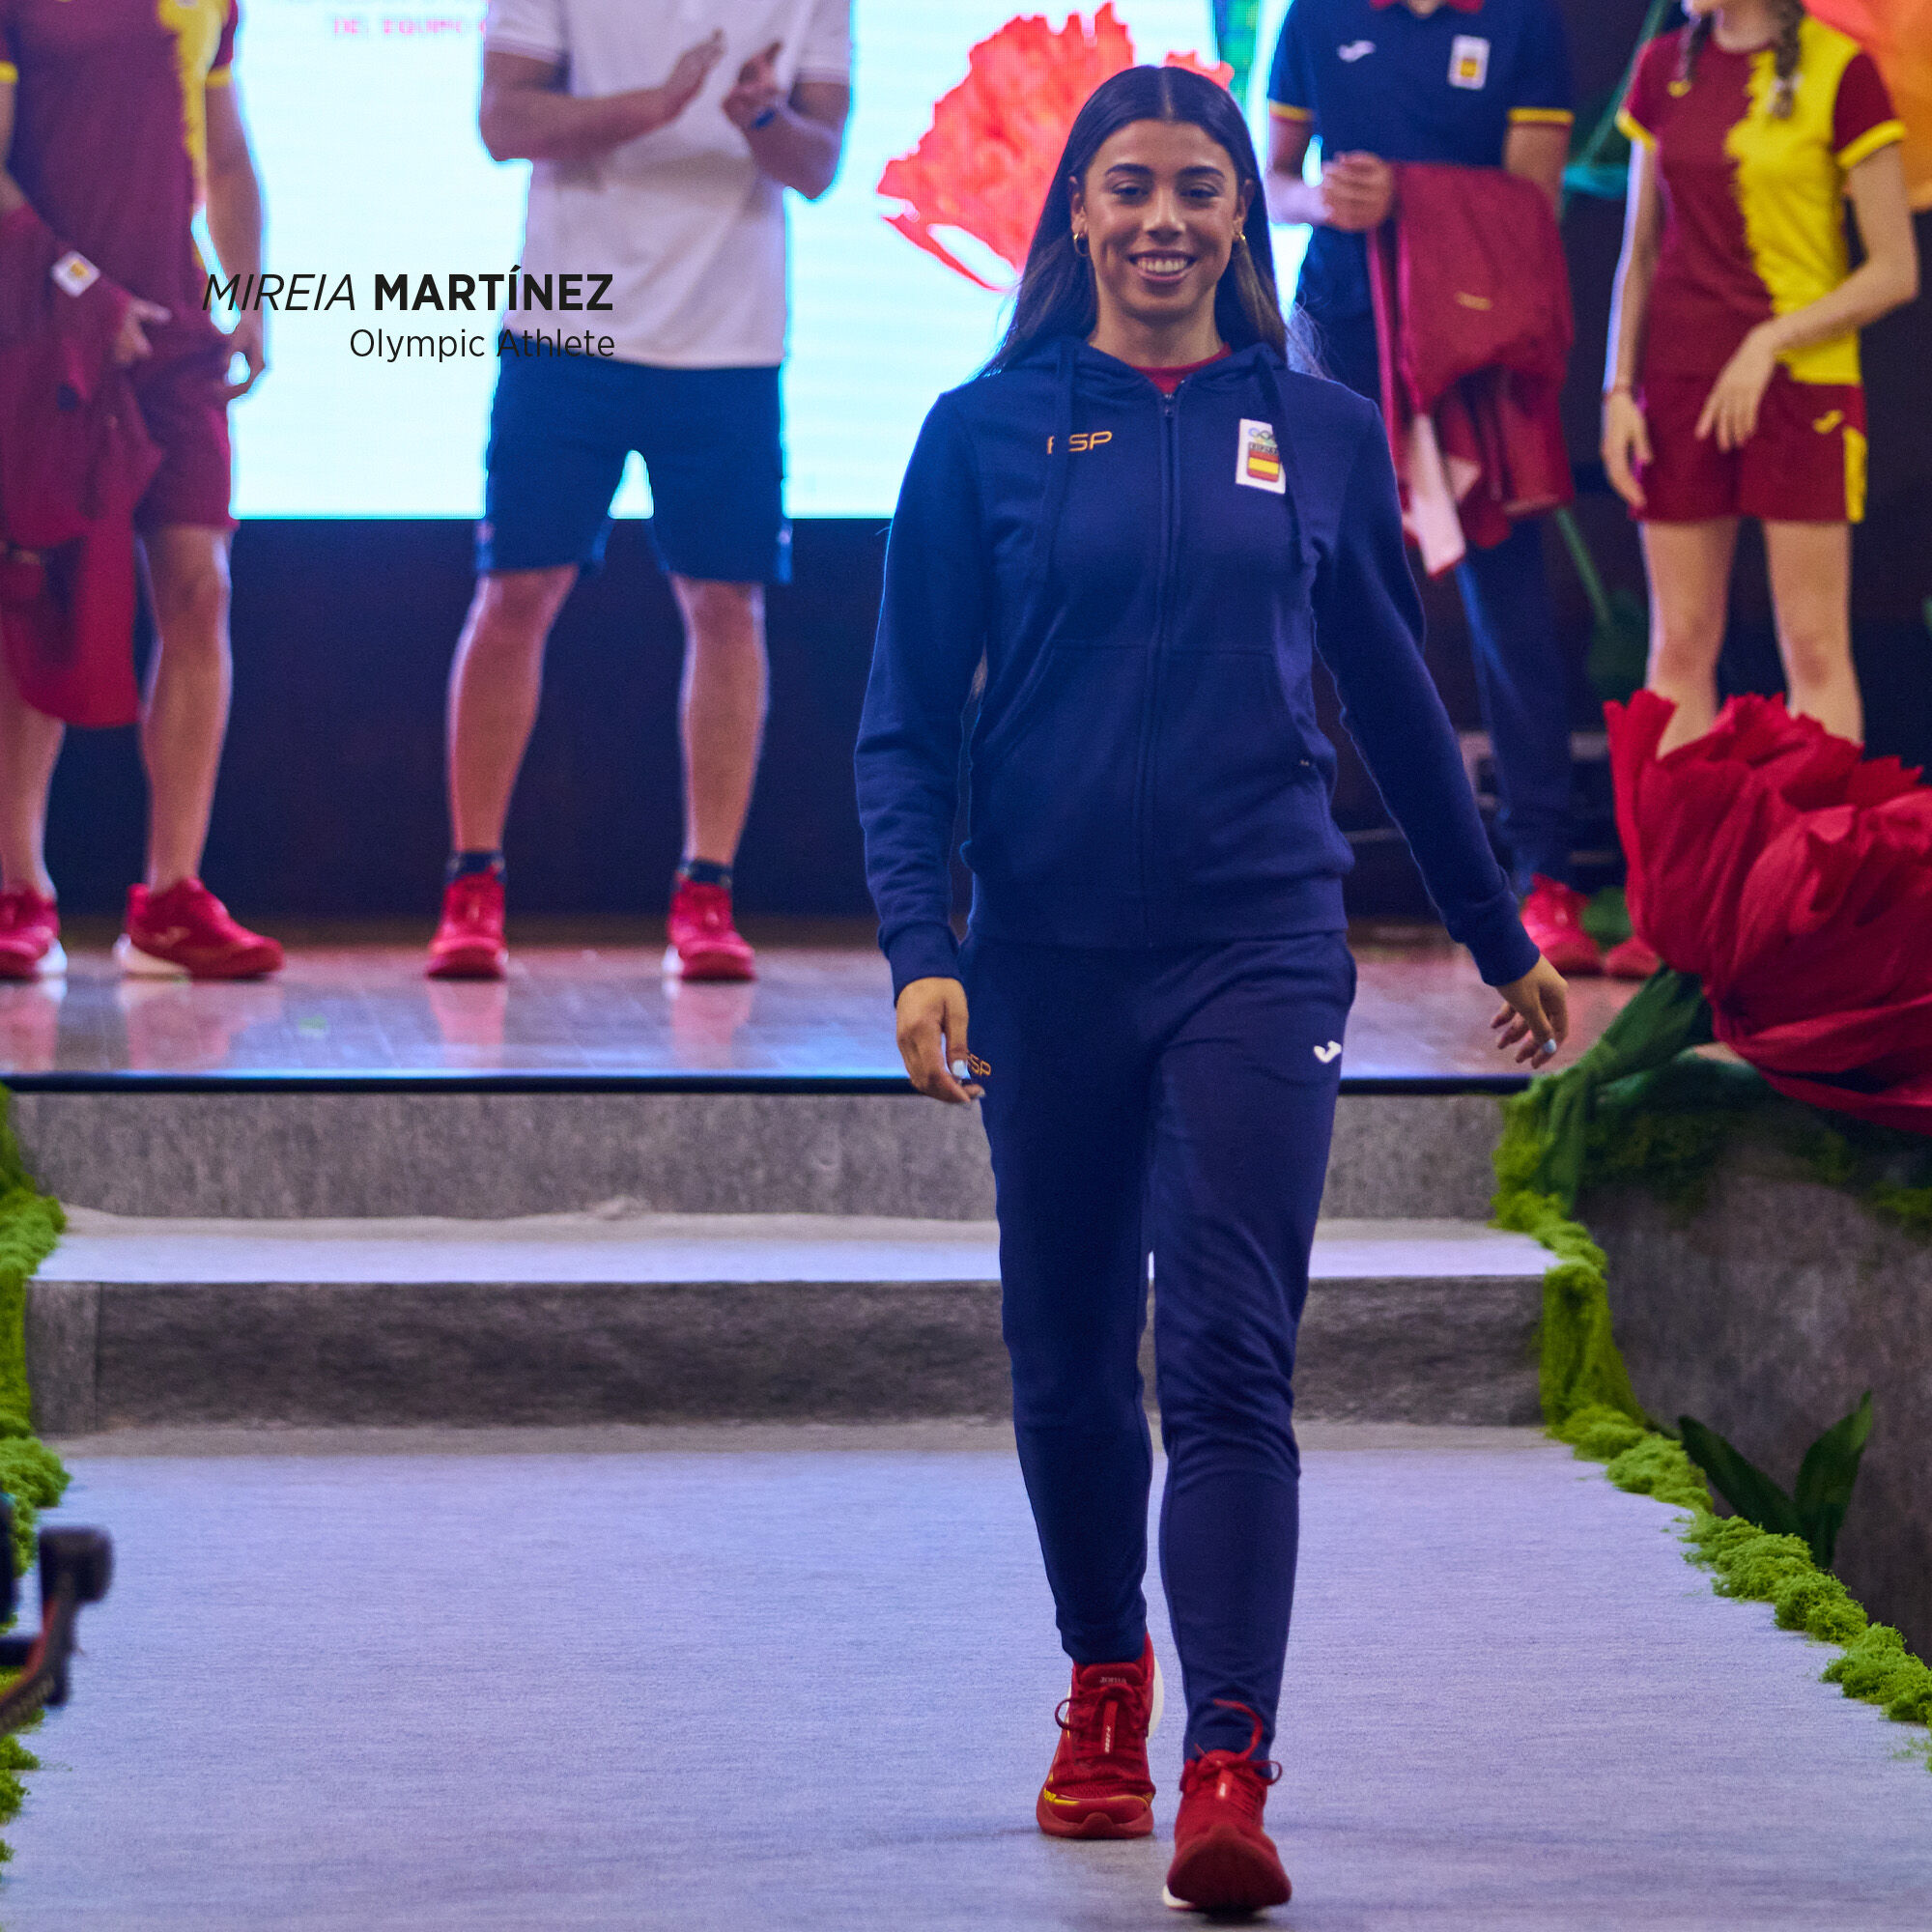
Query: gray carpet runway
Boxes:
[{"xmin": 8, "ymin": 1424, "xmax": 1932, "ymax": 1929}]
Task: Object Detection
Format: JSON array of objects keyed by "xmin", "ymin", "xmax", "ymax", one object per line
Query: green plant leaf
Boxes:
[
  {"xmin": 1677, "ymin": 1416, "xmax": 1804, "ymax": 1541},
  {"xmin": 1792, "ymin": 1392, "xmax": 1874, "ymax": 1572}
]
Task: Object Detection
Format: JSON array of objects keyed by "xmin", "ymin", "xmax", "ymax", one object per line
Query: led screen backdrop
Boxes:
[{"xmin": 222, "ymin": 0, "xmax": 1306, "ymax": 517}]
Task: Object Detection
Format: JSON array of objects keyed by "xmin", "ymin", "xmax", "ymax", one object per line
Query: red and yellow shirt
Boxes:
[
  {"xmin": 1619, "ymin": 17, "xmax": 1904, "ymax": 386},
  {"xmin": 0, "ymin": 0, "xmax": 238, "ymax": 325}
]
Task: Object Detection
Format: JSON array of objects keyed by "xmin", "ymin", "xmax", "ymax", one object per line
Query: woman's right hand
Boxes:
[
  {"xmin": 895, "ymin": 976, "xmax": 983, "ymax": 1104},
  {"xmin": 1601, "ymin": 389, "xmax": 1651, "ymax": 512},
  {"xmin": 112, "ymin": 297, "xmax": 171, "ymax": 368}
]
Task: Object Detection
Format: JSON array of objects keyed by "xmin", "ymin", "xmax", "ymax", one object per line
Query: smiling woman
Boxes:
[
  {"xmin": 985, "ymin": 61, "xmax": 1307, "ymax": 374},
  {"xmin": 855, "ymin": 60, "xmax": 1570, "ymax": 1918}
]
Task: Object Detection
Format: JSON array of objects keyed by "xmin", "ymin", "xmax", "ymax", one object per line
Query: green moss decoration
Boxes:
[
  {"xmin": 0, "ymin": 1087, "xmax": 70, "ymax": 1854},
  {"xmin": 1493, "ymin": 994, "xmax": 1932, "ymax": 1767}
]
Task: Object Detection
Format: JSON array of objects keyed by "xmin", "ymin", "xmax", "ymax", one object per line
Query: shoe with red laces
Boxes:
[
  {"xmin": 664, "ymin": 876, "xmax": 755, "ymax": 982},
  {"xmin": 1163, "ymin": 1704, "xmax": 1292, "ymax": 1915},
  {"xmin": 426, "ymin": 871, "xmax": 509, "ymax": 980},
  {"xmin": 1604, "ymin": 933, "xmax": 1662, "ymax": 980},
  {"xmin": 1037, "ymin": 1635, "xmax": 1162, "ymax": 1839},
  {"xmin": 0, "ymin": 888, "xmax": 65, "ymax": 980},
  {"xmin": 1519, "ymin": 875, "xmax": 1603, "ymax": 977},
  {"xmin": 114, "ymin": 879, "xmax": 283, "ymax": 980}
]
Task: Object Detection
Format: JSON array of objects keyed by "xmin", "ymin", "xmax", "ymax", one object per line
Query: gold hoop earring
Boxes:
[{"xmin": 1071, "ymin": 230, "xmax": 1090, "ymax": 258}]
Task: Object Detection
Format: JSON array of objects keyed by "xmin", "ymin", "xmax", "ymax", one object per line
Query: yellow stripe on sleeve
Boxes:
[
  {"xmin": 1615, "ymin": 107, "xmax": 1656, "ymax": 150},
  {"xmin": 1509, "ymin": 107, "xmax": 1575, "ymax": 127},
  {"xmin": 206, "ymin": 65, "xmax": 234, "ymax": 87},
  {"xmin": 1836, "ymin": 119, "xmax": 1904, "ymax": 172},
  {"xmin": 1268, "ymin": 101, "xmax": 1313, "ymax": 123},
  {"xmin": 0, "ymin": 61, "xmax": 17, "ymax": 85}
]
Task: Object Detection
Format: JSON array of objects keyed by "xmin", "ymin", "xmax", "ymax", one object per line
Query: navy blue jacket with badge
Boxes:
[{"xmin": 854, "ymin": 339, "xmax": 1539, "ymax": 997}]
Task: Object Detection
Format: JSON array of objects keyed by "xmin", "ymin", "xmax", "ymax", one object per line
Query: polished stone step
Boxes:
[
  {"xmin": 8, "ymin": 1087, "xmax": 1509, "ymax": 1222},
  {"xmin": 28, "ymin": 1210, "xmax": 1547, "ymax": 1435}
]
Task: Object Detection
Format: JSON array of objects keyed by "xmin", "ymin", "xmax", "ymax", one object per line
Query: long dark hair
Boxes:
[{"xmin": 984, "ymin": 65, "xmax": 1318, "ymax": 375}]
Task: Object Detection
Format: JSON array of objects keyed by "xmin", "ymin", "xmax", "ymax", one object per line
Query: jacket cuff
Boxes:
[
  {"xmin": 882, "ymin": 920, "xmax": 961, "ymax": 1001},
  {"xmin": 1459, "ymin": 898, "xmax": 1541, "ymax": 989}
]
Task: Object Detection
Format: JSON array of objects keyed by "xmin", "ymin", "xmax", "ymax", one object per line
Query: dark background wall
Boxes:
[{"xmin": 42, "ymin": 0, "xmax": 1932, "ymax": 923}]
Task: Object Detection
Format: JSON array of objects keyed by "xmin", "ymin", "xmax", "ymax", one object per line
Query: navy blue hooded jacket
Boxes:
[{"xmin": 855, "ymin": 337, "xmax": 1539, "ymax": 996}]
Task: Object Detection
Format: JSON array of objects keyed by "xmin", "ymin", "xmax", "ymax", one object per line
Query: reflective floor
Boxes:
[{"xmin": 0, "ymin": 923, "xmax": 1640, "ymax": 1083}]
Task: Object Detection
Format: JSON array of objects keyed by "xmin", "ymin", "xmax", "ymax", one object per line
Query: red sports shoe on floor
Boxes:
[
  {"xmin": 1604, "ymin": 934, "xmax": 1662, "ymax": 980},
  {"xmin": 115, "ymin": 879, "xmax": 284, "ymax": 980},
  {"xmin": 1163, "ymin": 1706, "xmax": 1292, "ymax": 1915},
  {"xmin": 426, "ymin": 872, "xmax": 509, "ymax": 980},
  {"xmin": 664, "ymin": 877, "xmax": 755, "ymax": 982},
  {"xmin": 0, "ymin": 888, "xmax": 65, "ymax": 980},
  {"xmin": 1519, "ymin": 875, "xmax": 1603, "ymax": 977},
  {"xmin": 1037, "ymin": 1635, "xmax": 1162, "ymax": 1839}
]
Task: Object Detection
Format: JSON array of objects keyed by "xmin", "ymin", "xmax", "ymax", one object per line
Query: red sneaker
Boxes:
[
  {"xmin": 1163, "ymin": 1705, "xmax": 1291, "ymax": 1915},
  {"xmin": 664, "ymin": 877, "xmax": 755, "ymax": 982},
  {"xmin": 1037, "ymin": 1635, "xmax": 1162, "ymax": 1839},
  {"xmin": 115, "ymin": 880, "xmax": 283, "ymax": 980},
  {"xmin": 1520, "ymin": 875, "xmax": 1603, "ymax": 977},
  {"xmin": 0, "ymin": 888, "xmax": 65, "ymax": 980},
  {"xmin": 1605, "ymin": 933, "xmax": 1662, "ymax": 980},
  {"xmin": 426, "ymin": 872, "xmax": 509, "ymax": 980}
]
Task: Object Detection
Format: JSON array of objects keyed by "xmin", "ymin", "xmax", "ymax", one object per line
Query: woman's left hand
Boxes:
[
  {"xmin": 1695, "ymin": 326, "xmax": 1778, "ymax": 452},
  {"xmin": 1492, "ymin": 956, "xmax": 1570, "ymax": 1065}
]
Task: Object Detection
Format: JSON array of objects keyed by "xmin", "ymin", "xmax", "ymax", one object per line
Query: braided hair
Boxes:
[{"xmin": 1676, "ymin": 2, "xmax": 1806, "ymax": 120}]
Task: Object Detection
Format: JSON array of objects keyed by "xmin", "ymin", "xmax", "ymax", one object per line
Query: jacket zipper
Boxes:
[{"xmin": 1131, "ymin": 386, "xmax": 1180, "ymax": 943}]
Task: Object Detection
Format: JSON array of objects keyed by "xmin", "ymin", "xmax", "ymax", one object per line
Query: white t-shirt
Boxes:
[{"xmin": 482, "ymin": 0, "xmax": 852, "ymax": 368}]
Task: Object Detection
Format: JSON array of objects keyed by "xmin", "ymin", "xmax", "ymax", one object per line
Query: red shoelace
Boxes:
[
  {"xmin": 1052, "ymin": 1662, "xmax": 1152, "ymax": 1792},
  {"xmin": 1178, "ymin": 1700, "xmax": 1282, "ymax": 1825}
]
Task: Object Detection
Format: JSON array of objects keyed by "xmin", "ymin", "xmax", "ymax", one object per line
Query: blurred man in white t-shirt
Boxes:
[{"xmin": 429, "ymin": 0, "xmax": 851, "ymax": 982}]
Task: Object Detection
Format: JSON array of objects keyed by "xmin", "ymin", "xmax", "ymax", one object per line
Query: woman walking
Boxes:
[
  {"xmin": 1603, "ymin": 0, "xmax": 1918, "ymax": 754},
  {"xmin": 856, "ymin": 65, "xmax": 1566, "ymax": 1916}
]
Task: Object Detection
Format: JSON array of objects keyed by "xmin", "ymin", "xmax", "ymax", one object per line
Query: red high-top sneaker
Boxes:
[
  {"xmin": 1163, "ymin": 1704, "xmax": 1291, "ymax": 1914},
  {"xmin": 1037, "ymin": 1635, "xmax": 1162, "ymax": 1839},
  {"xmin": 0, "ymin": 888, "xmax": 64, "ymax": 980},
  {"xmin": 426, "ymin": 871, "xmax": 509, "ymax": 980},
  {"xmin": 664, "ymin": 876, "xmax": 755, "ymax": 982},
  {"xmin": 1520, "ymin": 875, "xmax": 1603, "ymax": 977},
  {"xmin": 116, "ymin": 879, "xmax": 283, "ymax": 980}
]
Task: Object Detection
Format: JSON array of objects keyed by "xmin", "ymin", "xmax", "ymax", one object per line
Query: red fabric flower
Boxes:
[
  {"xmin": 876, "ymin": 8, "xmax": 1233, "ymax": 291},
  {"xmin": 1607, "ymin": 690, "xmax": 1932, "ymax": 1134}
]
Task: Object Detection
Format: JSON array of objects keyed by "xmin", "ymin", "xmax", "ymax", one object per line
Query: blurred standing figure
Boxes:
[
  {"xmin": 0, "ymin": 0, "xmax": 282, "ymax": 980},
  {"xmin": 1263, "ymin": 0, "xmax": 1611, "ymax": 975},
  {"xmin": 430, "ymin": 1, "xmax": 851, "ymax": 982},
  {"xmin": 1603, "ymin": 0, "xmax": 1918, "ymax": 755}
]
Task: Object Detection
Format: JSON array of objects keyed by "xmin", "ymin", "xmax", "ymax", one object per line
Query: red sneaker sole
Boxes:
[
  {"xmin": 662, "ymin": 944, "xmax": 755, "ymax": 982},
  {"xmin": 1036, "ymin": 1792, "xmax": 1154, "ymax": 1839},
  {"xmin": 426, "ymin": 950, "xmax": 508, "ymax": 980},
  {"xmin": 1164, "ymin": 1827, "xmax": 1292, "ymax": 1913},
  {"xmin": 117, "ymin": 936, "xmax": 283, "ymax": 980}
]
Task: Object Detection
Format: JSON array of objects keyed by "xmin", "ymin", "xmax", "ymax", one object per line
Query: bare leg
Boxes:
[
  {"xmin": 445, "ymin": 566, "xmax": 577, "ymax": 852},
  {"xmin": 1763, "ymin": 521, "xmax": 1861, "ymax": 744},
  {"xmin": 141, "ymin": 526, "xmax": 235, "ymax": 891},
  {"xmin": 1640, "ymin": 519, "xmax": 1740, "ymax": 754},
  {"xmin": 671, "ymin": 576, "xmax": 767, "ymax": 867},
  {"xmin": 0, "ymin": 643, "xmax": 65, "ymax": 897}
]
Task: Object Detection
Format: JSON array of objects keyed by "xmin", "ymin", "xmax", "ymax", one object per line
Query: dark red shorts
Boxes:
[
  {"xmin": 1635, "ymin": 367, "xmax": 1866, "ymax": 525},
  {"xmin": 129, "ymin": 337, "xmax": 236, "ymax": 533}
]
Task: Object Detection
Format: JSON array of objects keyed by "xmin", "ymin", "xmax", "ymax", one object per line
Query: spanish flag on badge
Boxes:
[{"xmin": 1237, "ymin": 417, "xmax": 1286, "ymax": 494}]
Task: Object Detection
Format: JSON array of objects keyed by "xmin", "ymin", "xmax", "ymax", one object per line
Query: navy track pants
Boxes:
[
  {"xmin": 963, "ymin": 932, "xmax": 1355, "ymax": 1758},
  {"xmin": 1321, "ymin": 315, "xmax": 1577, "ymax": 890}
]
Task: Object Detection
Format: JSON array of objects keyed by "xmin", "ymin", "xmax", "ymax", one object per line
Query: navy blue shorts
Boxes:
[{"xmin": 478, "ymin": 353, "xmax": 790, "ymax": 583}]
